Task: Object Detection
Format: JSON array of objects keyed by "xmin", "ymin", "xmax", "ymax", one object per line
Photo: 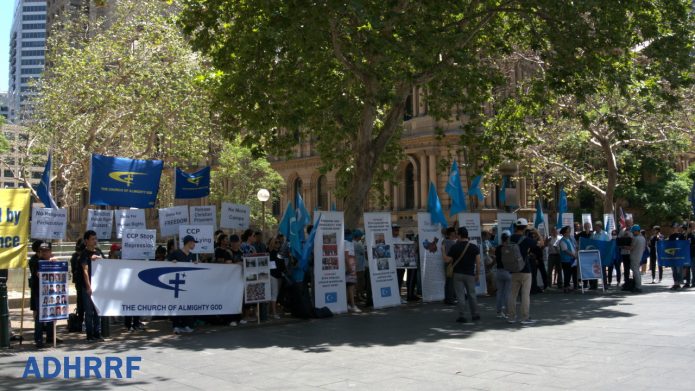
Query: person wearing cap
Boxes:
[
  {"xmin": 108, "ymin": 243, "xmax": 122, "ymax": 259},
  {"xmin": 629, "ymin": 225, "xmax": 646, "ymax": 293},
  {"xmin": 352, "ymin": 230, "xmax": 368, "ymax": 302},
  {"xmin": 443, "ymin": 226, "xmax": 481, "ymax": 323},
  {"xmin": 648, "ymin": 226, "xmax": 663, "ymax": 283},
  {"xmin": 80, "ymin": 230, "xmax": 105, "ymax": 342},
  {"xmin": 494, "ymin": 230, "xmax": 513, "ymax": 318},
  {"xmin": 507, "ymin": 218, "xmax": 539, "ymax": 325},
  {"xmin": 167, "ymin": 235, "xmax": 198, "ymax": 334},
  {"xmin": 668, "ymin": 223, "xmax": 687, "ymax": 290}
]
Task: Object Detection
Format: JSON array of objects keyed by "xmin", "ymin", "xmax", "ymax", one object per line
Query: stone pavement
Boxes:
[{"xmin": 1, "ymin": 278, "xmax": 694, "ymax": 390}]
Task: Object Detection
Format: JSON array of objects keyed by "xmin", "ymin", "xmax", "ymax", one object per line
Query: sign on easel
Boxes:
[
  {"xmin": 417, "ymin": 212, "xmax": 445, "ymax": 302},
  {"xmin": 243, "ymin": 254, "xmax": 272, "ymax": 304},
  {"xmin": 577, "ymin": 250, "xmax": 604, "ymax": 293},
  {"xmin": 364, "ymin": 212, "xmax": 401, "ymax": 309},
  {"xmin": 312, "ymin": 211, "xmax": 347, "ymax": 313},
  {"xmin": 39, "ymin": 261, "xmax": 69, "ymax": 322}
]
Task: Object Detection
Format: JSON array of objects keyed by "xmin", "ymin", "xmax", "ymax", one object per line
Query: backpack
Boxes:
[{"xmin": 500, "ymin": 237, "xmax": 526, "ymax": 272}]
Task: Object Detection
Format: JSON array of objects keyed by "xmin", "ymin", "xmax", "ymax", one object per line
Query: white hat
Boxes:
[
  {"xmin": 502, "ymin": 230, "xmax": 512, "ymax": 236},
  {"xmin": 515, "ymin": 218, "xmax": 529, "ymax": 226}
]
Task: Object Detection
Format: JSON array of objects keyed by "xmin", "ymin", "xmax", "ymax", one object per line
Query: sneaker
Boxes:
[
  {"xmin": 272, "ymin": 314, "xmax": 281, "ymax": 320},
  {"xmin": 520, "ymin": 319, "xmax": 536, "ymax": 325},
  {"xmin": 128, "ymin": 327, "xmax": 135, "ymax": 332},
  {"xmin": 455, "ymin": 317, "xmax": 467, "ymax": 323},
  {"xmin": 173, "ymin": 327, "xmax": 182, "ymax": 334},
  {"xmin": 95, "ymin": 336, "xmax": 105, "ymax": 342},
  {"xmin": 239, "ymin": 319, "xmax": 248, "ymax": 325},
  {"xmin": 35, "ymin": 342, "xmax": 45, "ymax": 349},
  {"xmin": 349, "ymin": 306, "xmax": 362, "ymax": 313},
  {"xmin": 506, "ymin": 319, "xmax": 517, "ymax": 324},
  {"xmin": 182, "ymin": 326, "xmax": 194, "ymax": 333},
  {"xmin": 229, "ymin": 321, "xmax": 238, "ymax": 327},
  {"xmin": 400, "ymin": 298, "xmax": 407, "ymax": 304},
  {"xmin": 496, "ymin": 313, "xmax": 507, "ymax": 319},
  {"xmin": 684, "ymin": 283, "xmax": 691, "ymax": 288}
]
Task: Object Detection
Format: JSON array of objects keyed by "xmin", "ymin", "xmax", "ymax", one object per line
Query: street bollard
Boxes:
[{"xmin": 0, "ymin": 278, "xmax": 10, "ymax": 348}]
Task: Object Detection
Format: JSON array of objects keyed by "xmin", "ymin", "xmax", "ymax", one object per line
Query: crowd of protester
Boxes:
[{"xmin": 27, "ymin": 218, "xmax": 695, "ymax": 348}]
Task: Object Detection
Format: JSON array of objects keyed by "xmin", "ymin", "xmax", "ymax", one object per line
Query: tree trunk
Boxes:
[{"xmin": 602, "ymin": 140, "xmax": 618, "ymax": 215}]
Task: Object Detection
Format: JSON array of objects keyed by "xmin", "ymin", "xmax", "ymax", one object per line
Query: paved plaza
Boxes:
[{"xmin": 1, "ymin": 278, "xmax": 694, "ymax": 390}]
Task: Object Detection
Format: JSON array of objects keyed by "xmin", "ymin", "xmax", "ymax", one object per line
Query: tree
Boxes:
[
  {"xmin": 30, "ymin": 0, "xmax": 215, "ymax": 207},
  {"xmin": 179, "ymin": 0, "xmax": 694, "ymax": 227},
  {"xmin": 209, "ymin": 137, "xmax": 285, "ymax": 228}
]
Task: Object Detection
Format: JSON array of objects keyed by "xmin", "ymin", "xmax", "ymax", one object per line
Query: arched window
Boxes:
[
  {"xmin": 293, "ymin": 177, "xmax": 303, "ymax": 199},
  {"xmin": 404, "ymin": 163, "xmax": 415, "ymax": 209},
  {"xmin": 317, "ymin": 175, "xmax": 328, "ymax": 210}
]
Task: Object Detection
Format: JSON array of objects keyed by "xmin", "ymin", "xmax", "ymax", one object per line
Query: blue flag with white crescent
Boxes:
[
  {"xmin": 445, "ymin": 160, "xmax": 467, "ymax": 216},
  {"xmin": 468, "ymin": 175, "xmax": 484, "ymax": 201},
  {"xmin": 499, "ymin": 176, "xmax": 507, "ymax": 206},
  {"xmin": 290, "ymin": 192, "xmax": 311, "ymax": 259},
  {"xmin": 89, "ymin": 154, "xmax": 163, "ymax": 208},
  {"xmin": 278, "ymin": 201, "xmax": 293, "ymax": 238},
  {"xmin": 427, "ymin": 181, "xmax": 448, "ymax": 227},
  {"xmin": 175, "ymin": 167, "xmax": 210, "ymax": 199},
  {"xmin": 534, "ymin": 199, "xmax": 544, "ymax": 229},
  {"xmin": 36, "ymin": 152, "xmax": 58, "ymax": 209},
  {"xmin": 300, "ymin": 215, "xmax": 321, "ymax": 271},
  {"xmin": 579, "ymin": 237, "xmax": 617, "ymax": 267},
  {"xmin": 557, "ymin": 187, "xmax": 568, "ymax": 227},
  {"xmin": 657, "ymin": 240, "xmax": 691, "ymax": 267}
]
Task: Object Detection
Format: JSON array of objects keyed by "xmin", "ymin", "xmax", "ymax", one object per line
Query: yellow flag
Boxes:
[{"xmin": 0, "ymin": 189, "xmax": 31, "ymax": 269}]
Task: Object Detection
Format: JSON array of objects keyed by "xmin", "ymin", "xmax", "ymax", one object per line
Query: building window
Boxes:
[
  {"xmin": 21, "ymin": 68, "xmax": 43, "ymax": 75},
  {"xmin": 22, "ymin": 14, "xmax": 46, "ymax": 21},
  {"xmin": 21, "ymin": 50, "xmax": 45, "ymax": 57},
  {"xmin": 293, "ymin": 177, "xmax": 302, "ymax": 199},
  {"xmin": 272, "ymin": 195, "xmax": 280, "ymax": 216},
  {"xmin": 317, "ymin": 175, "xmax": 328, "ymax": 210},
  {"xmin": 21, "ymin": 59, "xmax": 44, "ymax": 65},
  {"xmin": 404, "ymin": 94, "xmax": 413, "ymax": 120},
  {"xmin": 404, "ymin": 163, "xmax": 415, "ymax": 209},
  {"xmin": 22, "ymin": 32, "xmax": 46, "ymax": 39},
  {"xmin": 23, "ymin": 5, "xmax": 47, "ymax": 12},
  {"xmin": 22, "ymin": 23, "xmax": 46, "ymax": 30},
  {"xmin": 3, "ymin": 170, "xmax": 13, "ymax": 178},
  {"xmin": 22, "ymin": 41, "xmax": 45, "ymax": 48}
]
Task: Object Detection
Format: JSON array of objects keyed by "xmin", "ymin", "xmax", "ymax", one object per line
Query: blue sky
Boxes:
[{"xmin": 1, "ymin": 0, "xmax": 15, "ymax": 93}]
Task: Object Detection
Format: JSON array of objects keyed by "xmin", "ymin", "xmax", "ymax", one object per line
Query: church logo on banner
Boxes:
[
  {"xmin": 175, "ymin": 167, "xmax": 210, "ymax": 199},
  {"xmin": 89, "ymin": 154, "xmax": 163, "ymax": 208}
]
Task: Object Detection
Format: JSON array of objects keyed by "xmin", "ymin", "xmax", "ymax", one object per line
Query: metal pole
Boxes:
[
  {"xmin": 0, "ymin": 276, "xmax": 9, "ymax": 348},
  {"xmin": 262, "ymin": 202, "xmax": 266, "ymax": 234}
]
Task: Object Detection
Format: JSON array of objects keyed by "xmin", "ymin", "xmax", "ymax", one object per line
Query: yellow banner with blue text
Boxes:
[{"xmin": 0, "ymin": 189, "xmax": 31, "ymax": 269}]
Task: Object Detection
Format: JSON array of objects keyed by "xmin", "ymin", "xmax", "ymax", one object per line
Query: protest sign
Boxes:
[
  {"xmin": 313, "ymin": 211, "xmax": 347, "ymax": 313},
  {"xmin": 31, "ymin": 206, "xmax": 67, "ymax": 240}
]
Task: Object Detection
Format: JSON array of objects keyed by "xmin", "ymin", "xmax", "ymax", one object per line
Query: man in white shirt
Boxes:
[{"xmin": 629, "ymin": 225, "xmax": 646, "ymax": 293}]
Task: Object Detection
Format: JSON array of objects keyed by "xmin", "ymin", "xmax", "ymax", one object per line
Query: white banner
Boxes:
[
  {"xmin": 31, "ymin": 207, "xmax": 67, "ymax": 240},
  {"xmin": 114, "ymin": 209, "xmax": 146, "ymax": 239},
  {"xmin": 91, "ymin": 259, "xmax": 243, "ymax": 316},
  {"xmin": 190, "ymin": 205, "xmax": 217, "ymax": 227},
  {"xmin": 220, "ymin": 202, "xmax": 250, "ymax": 230},
  {"xmin": 562, "ymin": 213, "xmax": 575, "ymax": 236},
  {"xmin": 364, "ymin": 212, "xmax": 400, "ymax": 309},
  {"xmin": 313, "ymin": 211, "xmax": 347, "ymax": 313},
  {"xmin": 87, "ymin": 209, "xmax": 114, "ymax": 240},
  {"xmin": 459, "ymin": 212, "xmax": 486, "ymax": 295},
  {"xmin": 159, "ymin": 205, "xmax": 189, "ymax": 237},
  {"xmin": 243, "ymin": 254, "xmax": 272, "ymax": 303},
  {"xmin": 417, "ymin": 212, "xmax": 445, "ymax": 302},
  {"xmin": 496, "ymin": 212, "xmax": 517, "ymax": 243},
  {"xmin": 179, "ymin": 225, "xmax": 214, "ymax": 254},
  {"xmin": 581, "ymin": 213, "xmax": 593, "ymax": 231},
  {"xmin": 122, "ymin": 229, "xmax": 156, "ymax": 260},
  {"xmin": 604, "ymin": 213, "xmax": 616, "ymax": 234}
]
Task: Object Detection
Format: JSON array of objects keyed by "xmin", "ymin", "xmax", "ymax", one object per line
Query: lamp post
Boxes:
[{"xmin": 257, "ymin": 189, "xmax": 270, "ymax": 234}]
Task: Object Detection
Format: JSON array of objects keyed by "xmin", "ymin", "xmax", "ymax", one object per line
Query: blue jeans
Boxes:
[
  {"xmin": 495, "ymin": 269, "xmax": 512, "ymax": 313},
  {"xmin": 34, "ymin": 311, "xmax": 54, "ymax": 345},
  {"xmin": 82, "ymin": 289, "xmax": 101, "ymax": 338}
]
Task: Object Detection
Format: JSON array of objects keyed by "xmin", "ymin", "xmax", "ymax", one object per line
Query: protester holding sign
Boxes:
[
  {"xmin": 30, "ymin": 241, "xmax": 58, "ymax": 348},
  {"xmin": 80, "ymin": 230, "xmax": 105, "ymax": 342},
  {"xmin": 648, "ymin": 226, "xmax": 663, "ymax": 284},
  {"xmin": 629, "ymin": 225, "xmax": 646, "ymax": 293},
  {"xmin": 69, "ymin": 239, "xmax": 85, "ymax": 328},
  {"xmin": 668, "ymin": 224, "xmax": 687, "ymax": 290}
]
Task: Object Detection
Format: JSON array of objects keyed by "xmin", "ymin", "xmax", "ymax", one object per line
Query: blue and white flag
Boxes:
[
  {"xmin": 89, "ymin": 154, "xmax": 163, "ymax": 208},
  {"xmin": 499, "ymin": 176, "xmax": 507, "ymax": 206},
  {"xmin": 278, "ymin": 201, "xmax": 293, "ymax": 238},
  {"xmin": 445, "ymin": 160, "xmax": 467, "ymax": 215},
  {"xmin": 534, "ymin": 199, "xmax": 544, "ymax": 229},
  {"xmin": 36, "ymin": 152, "xmax": 58, "ymax": 209},
  {"xmin": 579, "ymin": 237, "xmax": 617, "ymax": 267},
  {"xmin": 290, "ymin": 192, "xmax": 311, "ymax": 259},
  {"xmin": 468, "ymin": 175, "xmax": 484, "ymax": 201},
  {"xmin": 657, "ymin": 240, "xmax": 691, "ymax": 267},
  {"xmin": 557, "ymin": 187, "xmax": 568, "ymax": 227},
  {"xmin": 175, "ymin": 167, "xmax": 210, "ymax": 199},
  {"xmin": 427, "ymin": 181, "xmax": 448, "ymax": 228}
]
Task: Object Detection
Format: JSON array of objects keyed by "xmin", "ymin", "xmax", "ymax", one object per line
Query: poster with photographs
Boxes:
[
  {"xmin": 458, "ymin": 212, "xmax": 487, "ymax": 296},
  {"xmin": 243, "ymin": 254, "xmax": 271, "ymax": 303},
  {"xmin": 393, "ymin": 241, "xmax": 418, "ymax": 268},
  {"xmin": 417, "ymin": 212, "xmax": 445, "ymax": 302},
  {"xmin": 364, "ymin": 212, "xmax": 400, "ymax": 309},
  {"xmin": 38, "ymin": 261, "xmax": 69, "ymax": 322},
  {"xmin": 312, "ymin": 211, "xmax": 348, "ymax": 313}
]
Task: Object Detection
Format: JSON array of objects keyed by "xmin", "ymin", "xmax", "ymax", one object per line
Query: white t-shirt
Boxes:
[{"xmin": 343, "ymin": 240, "xmax": 355, "ymax": 257}]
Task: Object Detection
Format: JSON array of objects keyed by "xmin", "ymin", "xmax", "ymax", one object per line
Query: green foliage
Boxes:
[
  {"xmin": 178, "ymin": 1, "xmax": 694, "ymax": 223},
  {"xmin": 209, "ymin": 137, "xmax": 285, "ymax": 228},
  {"xmin": 30, "ymin": 0, "xmax": 215, "ymax": 207},
  {"xmin": 624, "ymin": 167, "xmax": 693, "ymax": 226}
]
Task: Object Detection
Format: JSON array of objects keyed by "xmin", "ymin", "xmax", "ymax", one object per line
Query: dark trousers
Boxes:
[
  {"xmin": 124, "ymin": 316, "xmax": 141, "ymax": 329},
  {"xmin": 81, "ymin": 289, "xmax": 100, "ymax": 339},
  {"xmin": 397, "ymin": 268, "xmax": 418, "ymax": 298},
  {"xmin": 649, "ymin": 255, "xmax": 663, "ymax": 281},
  {"xmin": 622, "ymin": 255, "xmax": 631, "ymax": 282},
  {"xmin": 608, "ymin": 261, "xmax": 622, "ymax": 285},
  {"xmin": 684, "ymin": 266, "xmax": 691, "ymax": 285},
  {"xmin": 34, "ymin": 312, "xmax": 54, "ymax": 345},
  {"xmin": 562, "ymin": 262, "xmax": 576, "ymax": 288},
  {"xmin": 364, "ymin": 267, "xmax": 373, "ymax": 305},
  {"xmin": 444, "ymin": 274, "xmax": 456, "ymax": 302},
  {"xmin": 531, "ymin": 259, "xmax": 549, "ymax": 290},
  {"xmin": 75, "ymin": 283, "xmax": 84, "ymax": 326}
]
